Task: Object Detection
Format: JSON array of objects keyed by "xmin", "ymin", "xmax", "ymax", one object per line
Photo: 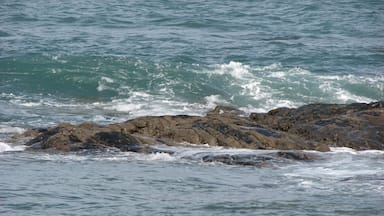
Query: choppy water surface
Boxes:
[
  {"xmin": 1, "ymin": 146, "xmax": 384, "ymax": 215},
  {"xmin": 1, "ymin": 0, "xmax": 384, "ymax": 215},
  {"xmin": 1, "ymin": 0, "xmax": 383, "ymax": 128}
]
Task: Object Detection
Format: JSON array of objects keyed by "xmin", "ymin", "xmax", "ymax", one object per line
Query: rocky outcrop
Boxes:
[
  {"xmin": 114, "ymin": 107, "xmax": 327, "ymax": 151},
  {"xmin": 250, "ymin": 101, "xmax": 384, "ymax": 150},
  {"xmin": 17, "ymin": 102, "xmax": 384, "ymax": 154},
  {"xmin": 23, "ymin": 123, "xmax": 167, "ymax": 154}
]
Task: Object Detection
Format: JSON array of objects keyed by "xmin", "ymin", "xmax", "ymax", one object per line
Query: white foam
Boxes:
[
  {"xmin": 334, "ymin": 89, "xmax": 372, "ymax": 103},
  {"xmin": 0, "ymin": 93, "xmax": 15, "ymax": 98},
  {"xmin": 0, "ymin": 142, "xmax": 13, "ymax": 152},
  {"xmin": 253, "ymin": 63, "xmax": 282, "ymax": 71},
  {"xmin": 3, "ymin": 61, "xmax": 383, "ymax": 129},
  {"xmin": 319, "ymin": 82, "xmax": 372, "ymax": 103},
  {"xmin": 101, "ymin": 76, "xmax": 114, "ymax": 83},
  {"xmin": 8, "ymin": 95, "xmax": 86, "ymax": 108},
  {"xmin": 82, "ymin": 152, "xmax": 177, "ymax": 162},
  {"xmin": 99, "ymin": 91, "xmax": 232, "ymax": 119},
  {"xmin": 50, "ymin": 55, "xmax": 67, "ymax": 63},
  {"xmin": 97, "ymin": 77, "xmax": 115, "ymax": 92},
  {"xmin": 212, "ymin": 61, "xmax": 252, "ymax": 79},
  {"xmin": 329, "ymin": 147, "xmax": 357, "ymax": 154},
  {"xmin": 17, "ymin": 101, "xmax": 43, "ymax": 107},
  {"xmin": 109, "ymin": 102, "xmax": 144, "ymax": 112},
  {"xmin": 358, "ymin": 150, "xmax": 384, "ymax": 155},
  {"xmin": 97, "ymin": 83, "xmax": 107, "ymax": 92},
  {"xmin": 0, "ymin": 142, "xmax": 25, "ymax": 152},
  {"xmin": 201, "ymin": 62, "xmax": 313, "ymax": 112},
  {"xmin": 102, "ymin": 97, "xmax": 206, "ymax": 118},
  {"xmin": 38, "ymin": 154, "xmax": 90, "ymax": 161},
  {"xmin": 287, "ymin": 67, "xmax": 311, "ymax": 75},
  {"xmin": 0, "ymin": 125, "xmax": 26, "ymax": 134},
  {"xmin": 330, "ymin": 147, "xmax": 384, "ymax": 155},
  {"xmin": 146, "ymin": 152, "xmax": 175, "ymax": 161},
  {"xmin": 204, "ymin": 95, "xmax": 230, "ymax": 109}
]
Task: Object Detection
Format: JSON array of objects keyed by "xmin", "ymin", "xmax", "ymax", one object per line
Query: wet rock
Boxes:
[
  {"xmin": 119, "ymin": 110, "xmax": 328, "ymax": 151},
  {"xmin": 17, "ymin": 102, "xmax": 383, "ymax": 153},
  {"xmin": 24, "ymin": 123, "xmax": 159, "ymax": 153},
  {"xmin": 250, "ymin": 101, "xmax": 384, "ymax": 150},
  {"xmin": 250, "ymin": 102, "xmax": 383, "ymax": 130},
  {"xmin": 198, "ymin": 151, "xmax": 319, "ymax": 167},
  {"xmin": 201, "ymin": 154, "xmax": 274, "ymax": 167},
  {"xmin": 274, "ymin": 151, "xmax": 320, "ymax": 161}
]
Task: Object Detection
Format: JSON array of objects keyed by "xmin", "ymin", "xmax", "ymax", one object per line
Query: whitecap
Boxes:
[
  {"xmin": 204, "ymin": 95, "xmax": 230, "ymax": 109},
  {"xmin": 212, "ymin": 61, "xmax": 252, "ymax": 79},
  {"xmin": 101, "ymin": 76, "xmax": 114, "ymax": 83},
  {"xmin": 329, "ymin": 147, "xmax": 384, "ymax": 156},
  {"xmin": 146, "ymin": 152, "xmax": 176, "ymax": 161},
  {"xmin": 329, "ymin": 147, "xmax": 357, "ymax": 154},
  {"xmin": 358, "ymin": 150, "xmax": 384, "ymax": 155},
  {"xmin": 0, "ymin": 125, "xmax": 26, "ymax": 134},
  {"xmin": 0, "ymin": 142, "xmax": 25, "ymax": 153}
]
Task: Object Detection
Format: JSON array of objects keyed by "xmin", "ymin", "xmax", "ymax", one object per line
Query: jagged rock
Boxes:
[
  {"xmin": 250, "ymin": 101, "xmax": 384, "ymax": 150},
  {"xmin": 250, "ymin": 102, "xmax": 384, "ymax": 131},
  {"xmin": 24, "ymin": 122, "xmax": 164, "ymax": 153},
  {"xmin": 17, "ymin": 102, "xmax": 383, "ymax": 153},
  {"xmin": 116, "ymin": 111, "xmax": 328, "ymax": 151}
]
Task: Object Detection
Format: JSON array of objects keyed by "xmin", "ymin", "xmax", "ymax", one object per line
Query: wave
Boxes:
[
  {"xmin": 4, "ymin": 144, "xmax": 383, "ymax": 171},
  {"xmin": 0, "ymin": 125, "xmax": 25, "ymax": 134},
  {"xmin": 0, "ymin": 142, "xmax": 25, "ymax": 153},
  {"xmin": 329, "ymin": 147, "xmax": 384, "ymax": 155},
  {"xmin": 1, "ymin": 55, "xmax": 383, "ymax": 127}
]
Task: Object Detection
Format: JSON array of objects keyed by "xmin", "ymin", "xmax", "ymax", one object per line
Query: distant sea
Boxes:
[{"xmin": 1, "ymin": 0, "xmax": 383, "ymax": 215}]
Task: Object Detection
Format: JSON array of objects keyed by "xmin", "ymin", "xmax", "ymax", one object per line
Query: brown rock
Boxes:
[
  {"xmin": 17, "ymin": 102, "xmax": 383, "ymax": 153},
  {"xmin": 118, "ymin": 109, "xmax": 327, "ymax": 151},
  {"xmin": 250, "ymin": 101, "xmax": 384, "ymax": 150}
]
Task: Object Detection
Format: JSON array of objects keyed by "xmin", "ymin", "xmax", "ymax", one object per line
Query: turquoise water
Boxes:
[{"xmin": 1, "ymin": 0, "xmax": 384, "ymax": 215}]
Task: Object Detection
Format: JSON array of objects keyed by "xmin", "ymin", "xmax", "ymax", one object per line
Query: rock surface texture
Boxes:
[
  {"xmin": 18, "ymin": 102, "xmax": 384, "ymax": 153},
  {"xmin": 250, "ymin": 101, "xmax": 384, "ymax": 150}
]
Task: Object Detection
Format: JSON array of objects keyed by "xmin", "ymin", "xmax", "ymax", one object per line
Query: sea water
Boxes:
[
  {"xmin": 1, "ymin": 0, "xmax": 383, "ymax": 215},
  {"xmin": 1, "ymin": 146, "xmax": 383, "ymax": 215}
]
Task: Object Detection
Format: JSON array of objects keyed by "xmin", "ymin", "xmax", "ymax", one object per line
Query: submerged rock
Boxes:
[
  {"xmin": 201, "ymin": 154, "xmax": 274, "ymax": 167},
  {"xmin": 17, "ymin": 101, "xmax": 383, "ymax": 154},
  {"xmin": 199, "ymin": 151, "xmax": 320, "ymax": 167}
]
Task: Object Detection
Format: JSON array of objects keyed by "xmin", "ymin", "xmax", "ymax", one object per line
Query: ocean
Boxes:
[{"xmin": 1, "ymin": 0, "xmax": 383, "ymax": 215}]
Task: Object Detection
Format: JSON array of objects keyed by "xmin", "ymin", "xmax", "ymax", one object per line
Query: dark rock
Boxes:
[
  {"xmin": 241, "ymin": 126, "xmax": 282, "ymax": 138},
  {"xmin": 16, "ymin": 102, "xmax": 384, "ymax": 154},
  {"xmin": 274, "ymin": 151, "xmax": 320, "ymax": 161},
  {"xmin": 198, "ymin": 151, "xmax": 319, "ymax": 167},
  {"xmin": 250, "ymin": 102, "xmax": 382, "ymax": 131},
  {"xmin": 24, "ymin": 123, "xmax": 155, "ymax": 153},
  {"xmin": 201, "ymin": 154, "xmax": 274, "ymax": 167},
  {"xmin": 250, "ymin": 101, "xmax": 384, "ymax": 150},
  {"xmin": 90, "ymin": 132, "xmax": 140, "ymax": 151},
  {"xmin": 119, "ymin": 112, "xmax": 328, "ymax": 151}
]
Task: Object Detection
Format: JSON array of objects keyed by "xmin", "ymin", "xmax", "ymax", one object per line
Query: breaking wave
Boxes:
[{"xmin": 1, "ymin": 56, "xmax": 383, "ymax": 129}]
